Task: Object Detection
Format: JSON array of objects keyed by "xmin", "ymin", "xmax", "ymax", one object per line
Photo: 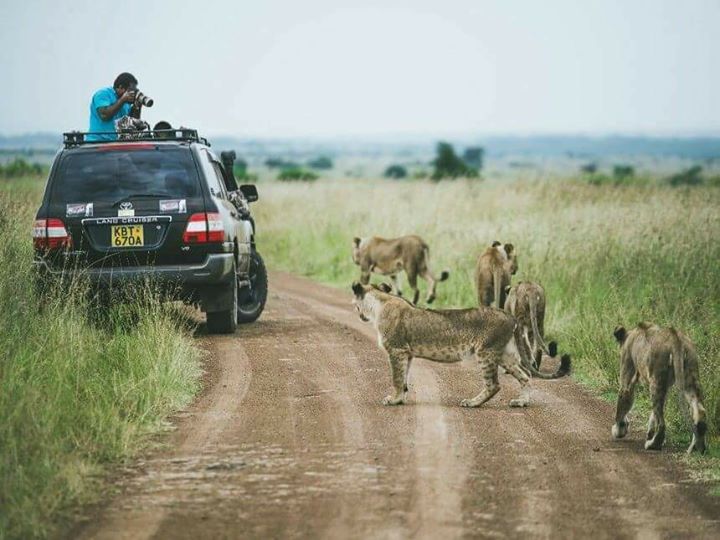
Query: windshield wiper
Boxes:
[{"xmin": 111, "ymin": 193, "xmax": 171, "ymax": 207}]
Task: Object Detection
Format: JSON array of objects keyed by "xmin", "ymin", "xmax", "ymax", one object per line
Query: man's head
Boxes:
[{"xmin": 113, "ymin": 72, "xmax": 138, "ymax": 97}]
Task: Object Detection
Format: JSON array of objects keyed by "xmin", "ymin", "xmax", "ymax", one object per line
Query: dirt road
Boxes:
[{"xmin": 76, "ymin": 272, "xmax": 720, "ymax": 539}]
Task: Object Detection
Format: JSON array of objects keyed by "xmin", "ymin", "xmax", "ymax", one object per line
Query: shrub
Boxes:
[
  {"xmin": 265, "ymin": 157, "xmax": 298, "ymax": 169},
  {"xmin": 668, "ymin": 165, "xmax": 704, "ymax": 187},
  {"xmin": 384, "ymin": 164, "xmax": 407, "ymax": 179},
  {"xmin": 308, "ymin": 156, "xmax": 333, "ymax": 170},
  {"xmin": 613, "ymin": 164, "xmax": 635, "ymax": 180},
  {"xmin": 277, "ymin": 167, "xmax": 318, "ymax": 182},
  {"xmin": 581, "ymin": 162, "xmax": 598, "ymax": 174},
  {"xmin": 0, "ymin": 158, "xmax": 45, "ymax": 178}
]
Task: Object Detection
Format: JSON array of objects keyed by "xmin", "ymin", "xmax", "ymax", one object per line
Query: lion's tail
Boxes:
[
  {"xmin": 529, "ymin": 354, "xmax": 571, "ymax": 379},
  {"xmin": 527, "ymin": 292, "xmax": 557, "ymax": 358},
  {"xmin": 670, "ymin": 328, "xmax": 686, "ymax": 391},
  {"xmin": 422, "ymin": 245, "xmax": 449, "ymax": 282}
]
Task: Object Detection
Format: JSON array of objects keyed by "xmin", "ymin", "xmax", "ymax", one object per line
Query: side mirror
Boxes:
[{"xmin": 240, "ymin": 184, "xmax": 258, "ymax": 202}]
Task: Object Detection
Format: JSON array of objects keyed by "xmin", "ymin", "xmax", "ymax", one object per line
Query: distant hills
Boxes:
[{"xmin": 2, "ymin": 132, "xmax": 719, "ymax": 160}]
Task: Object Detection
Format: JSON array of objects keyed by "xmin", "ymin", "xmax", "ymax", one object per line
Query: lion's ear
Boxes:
[
  {"xmin": 491, "ymin": 240, "xmax": 501, "ymax": 247},
  {"xmin": 613, "ymin": 325, "xmax": 627, "ymax": 345},
  {"xmin": 378, "ymin": 282, "xmax": 392, "ymax": 294},
  {"xmin": 353, "ymin": 237, "xmax": 361, "ymax": 247},
  {"xmin": 351, "ymin": 282, "xmax": 365, "ymax": 297},
  {"xmin": 504, "ymin": 243, "xmax": 514, "ymax": 255},
  {"xmin": 504, "ymin": 285, "xmax": 512, "ymax": 295}
]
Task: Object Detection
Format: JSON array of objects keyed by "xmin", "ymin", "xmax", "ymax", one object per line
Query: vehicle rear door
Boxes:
[{"xmin": 46, "ymin": 143, "xmax": 209, "ymax": 268}]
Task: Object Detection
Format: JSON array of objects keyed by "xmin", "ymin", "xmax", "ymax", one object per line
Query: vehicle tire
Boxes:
[
  {"xmin": 206, "ymin": 262, "xmax": 238, "ymax": 334},
  {"xmin": 237, "ymin": 250, "xmax": 268, "ymax": 323}
]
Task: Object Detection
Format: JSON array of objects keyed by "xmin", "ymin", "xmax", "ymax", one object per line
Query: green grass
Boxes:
[
  {"xmin": 254, "ymin": 178, "xmax": 720, "ymax": 463},
  {"xmin": 0, "ymin": 177, "xmax": 203, "ymax": 539}
]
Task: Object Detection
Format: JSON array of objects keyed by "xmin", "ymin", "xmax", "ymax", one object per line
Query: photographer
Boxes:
[{"xmin": 87, "ymin": 72, "xmax": 145, "ymax": 141}]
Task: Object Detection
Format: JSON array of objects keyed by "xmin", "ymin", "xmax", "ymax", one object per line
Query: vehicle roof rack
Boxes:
[{"xmin": 62, "ymin": 129, "xmax": 210, "ymax": 148}]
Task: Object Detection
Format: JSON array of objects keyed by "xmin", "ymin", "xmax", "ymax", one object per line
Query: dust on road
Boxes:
[{"xmin": 75, "ymin": 272, "xmax": 720, "ymax": 539}]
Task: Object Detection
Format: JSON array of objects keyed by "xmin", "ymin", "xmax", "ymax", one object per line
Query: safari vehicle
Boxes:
[{"xmin": 32, "ymin": 129, "xmax": 267, "ymax": 333}]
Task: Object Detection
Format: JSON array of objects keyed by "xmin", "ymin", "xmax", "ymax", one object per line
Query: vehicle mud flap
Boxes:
[{"xmin": 200, "ymin": 281, "xmax": 236, "ymax": 313}]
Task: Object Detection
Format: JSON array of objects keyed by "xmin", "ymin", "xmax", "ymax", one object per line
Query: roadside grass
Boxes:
[
  {"xmin": 255, "ymin": 178, "xmax": 720, "ymax": 473},
  {"xmin": 0, "ymin": 177, "xmax": 203, "ymax": 539}
]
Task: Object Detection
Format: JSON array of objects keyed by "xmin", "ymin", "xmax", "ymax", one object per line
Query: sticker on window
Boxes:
[
  {"xmin": 159, "ymin": 199, "xmax": 187, "ymax": 213},
  {"xmin": 66, "ymin": 202, "xmax": 93, "ymax": 217}
]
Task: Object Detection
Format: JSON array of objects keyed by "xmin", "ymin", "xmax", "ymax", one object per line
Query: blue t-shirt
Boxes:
[{"xmin": 87, "ymin": 87, "xmax": 132, "ymax": 141}]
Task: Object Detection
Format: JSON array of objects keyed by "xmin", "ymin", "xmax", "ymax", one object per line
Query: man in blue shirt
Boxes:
[{"xmin": 87, "ymin": 72, "xmax": 142, "ymax": 141}]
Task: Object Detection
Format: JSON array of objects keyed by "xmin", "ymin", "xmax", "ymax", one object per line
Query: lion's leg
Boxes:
[
  {"xmin": 645, "ymin": 379, "xmax": 668, "ymax": 450},
  {"xmin": 499, "ymin": 339, "xmax": 532, "ymax": 407},
  {"xmin": 421, "ymin": 269, "xmax": 437, "ymax": 304},
  {"xmin": 390, "ymin": 274, "xmax": 403, "ymax": 297},
  {"xmin": 461, "ymin": 351, "xmax": 500, "ymax": 408},
  {"xmin": 683, "ymin": 387, "xmax": 707, "ymax": 454},
  {"xmin": 406, "ymin": 268, "xmax": 420, "ymax": 305},
  {"xmin": 403, "ymin": 357, "xmax": 413, "ymax": 399},
  {"xmin": 383, "ymin": 349, "xmax": 410, "ymax": 406},
  {"xmin": 612, "ymin": 355, "xmax": 637, "ymax": 439}
]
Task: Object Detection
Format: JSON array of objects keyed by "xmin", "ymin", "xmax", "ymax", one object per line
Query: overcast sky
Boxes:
[{"xmin": 1, "ymin": 0, "xmax": 718, "ymax": 137}]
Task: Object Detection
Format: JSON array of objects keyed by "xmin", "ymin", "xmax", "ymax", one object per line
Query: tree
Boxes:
[
  {"xmin": 384, "ymin": 164, "xmax": 407, "ymax": 179},
  {"xmin": 462, "ymin": 147, "xmax": 484, "ymax": 170},
  {"xmin": 431, "ymin": 142, "xmax": 478, "ymax": 180}
]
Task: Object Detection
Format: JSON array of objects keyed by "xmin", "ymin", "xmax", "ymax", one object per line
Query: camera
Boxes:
[{"xmin": 133, "ymin": 90, "xmax": 154, "ymax": 107}]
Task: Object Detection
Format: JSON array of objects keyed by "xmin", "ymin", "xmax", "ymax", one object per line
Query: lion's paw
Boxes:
[
  {"xmin": 460, "ymin": 399, "xmax": 478, "ymax": 408},
  {"xmin": 509, "ymin": 398, "xmax": 529, "ymax": 408},
  {"xmin": 383, "ymin": 395, "xmax": 404, "ymax": 406}
]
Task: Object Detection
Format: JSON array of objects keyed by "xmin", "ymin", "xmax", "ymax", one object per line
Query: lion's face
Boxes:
[
  {"xmin": 351, "ymin": 282, "xmax": 390, "ymax": 322},
  {"xmin": 351, "ymin": 281, "xmax": 372, "ymax": 321}
]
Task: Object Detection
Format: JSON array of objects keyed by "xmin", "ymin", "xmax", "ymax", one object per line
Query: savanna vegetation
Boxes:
[
  {"xmin": 0, "ymin": 177, "xmax": 203, "ymax": 539},
  {"xmin": 254, "ymin": 177, "xmax": 720, "ymax": 472}
]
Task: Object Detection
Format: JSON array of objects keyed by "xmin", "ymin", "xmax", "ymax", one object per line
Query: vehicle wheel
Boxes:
[
  {"xmin": 206, "ymin": 263, "xmax": 238, "ymax": 334},
  {"xmin": 237, "ymin": 250, "xmax": 268, "ymax": 323}
]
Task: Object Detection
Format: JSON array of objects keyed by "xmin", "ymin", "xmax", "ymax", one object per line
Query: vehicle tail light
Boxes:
[
  {"xmin": 183, "ymin": 213, "xmax": 224, "ymax": 244},
  {"xmin": 32, "ymin": 218, "xmax": 73, "ymax": 250}
]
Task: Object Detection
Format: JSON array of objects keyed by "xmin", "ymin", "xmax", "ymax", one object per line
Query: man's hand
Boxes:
[{"xmin": 120, "ymin": 89, "xmax": 136, "ymax": 104}]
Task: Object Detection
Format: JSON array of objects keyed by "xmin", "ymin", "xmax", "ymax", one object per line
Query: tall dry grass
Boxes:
[{"xmin": 0, "ymin": 178, "xmax": 203, "ymax": 539}]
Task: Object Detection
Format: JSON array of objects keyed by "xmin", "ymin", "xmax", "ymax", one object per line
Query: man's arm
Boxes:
[{"xmin": 97, "ymin": 90, "xmax": 134, "ymax": 121}]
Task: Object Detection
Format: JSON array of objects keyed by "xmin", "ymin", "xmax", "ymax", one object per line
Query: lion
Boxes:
[
  {"xmin": 351, "ymin": 235, "xmax": 449, "ymax": 305},
  {"xmin": 351, "ymin": 282, "xmax": 571, "ymax": 407},
  {"xmin": 612, "ymin": 322, "xmax": 707, "ymax": 454},
  {"xmin": 504, "ymin": 281, "xmax": 558, "ymax": 370},
  {"xmin": 475, "ymin": 241, "xmax": 517, "ymax": 309}
]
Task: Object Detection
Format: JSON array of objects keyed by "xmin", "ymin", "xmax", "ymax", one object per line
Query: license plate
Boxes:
[{"xmin": 111, "ymin": 225, "xmax": 144, "ymax": 247}]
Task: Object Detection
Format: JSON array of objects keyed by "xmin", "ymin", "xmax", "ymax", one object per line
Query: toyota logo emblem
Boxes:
[{"xmin": 119, "ymin": 202, "xmax": 134, "ymax": 211}]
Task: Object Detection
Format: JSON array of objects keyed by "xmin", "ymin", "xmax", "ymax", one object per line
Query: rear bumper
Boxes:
[{"xmin": 34, "ymin": 253, "xmax": 236, "ymax": 287}]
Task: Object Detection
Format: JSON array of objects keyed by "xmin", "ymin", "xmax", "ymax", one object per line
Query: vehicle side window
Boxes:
[
  {"xmin": 211, "ymin": 162, "xmax": 230, "ymax": 199},
  {"xmin": 200, "ymin": 150, "xmax": 226, "ymax": 199}
]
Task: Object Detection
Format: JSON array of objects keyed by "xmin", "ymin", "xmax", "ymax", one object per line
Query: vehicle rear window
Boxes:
[{"xmin": 51, "ymin": 148, "xmax": 201, "ymax": 203}]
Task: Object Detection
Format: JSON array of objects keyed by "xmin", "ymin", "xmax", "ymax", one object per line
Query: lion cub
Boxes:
[
  {"xmin": 351, "ymin": 235, "xmax": 449, "ymax": 305},
  {"xmin": 475, "ymin": 241, "xmax": 518, "ymax": 309},
  {"xmin": 504, "ymin": 281, "xmax": 558, "ymax": 369},
  {"xmin": 612, "ymin": 322, "xmax": 707, "ymax": 454},
  {"xmin": 351, "ymin": 282, "xmax": 570, "ymax": 408}
]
